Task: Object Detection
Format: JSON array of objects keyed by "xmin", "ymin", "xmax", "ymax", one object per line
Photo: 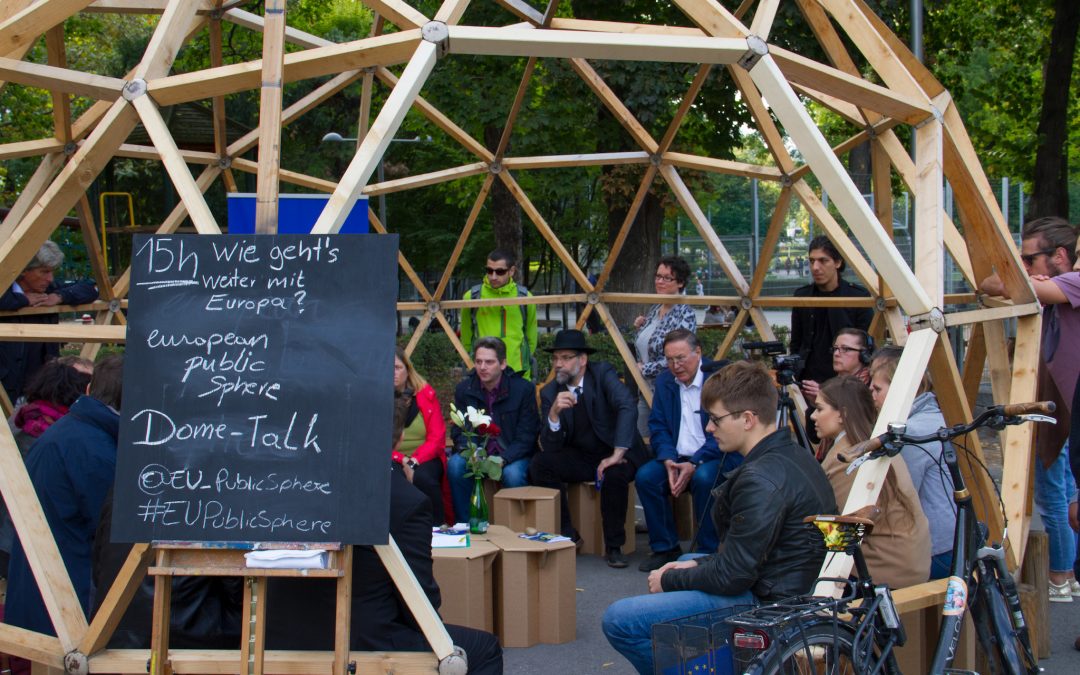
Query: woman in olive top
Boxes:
[{"xmin": 393, "ymin": 347, "xmax": 453, "ymax": 525}]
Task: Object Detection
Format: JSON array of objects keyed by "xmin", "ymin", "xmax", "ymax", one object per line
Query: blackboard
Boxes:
[{"xmin": 111, "ymin": 234, "xmax": 397, "ymax": 544}]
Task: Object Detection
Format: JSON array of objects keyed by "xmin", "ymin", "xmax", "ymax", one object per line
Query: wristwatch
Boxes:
[{"xmin": 405, "ymin": 457, "xmax": 420, "ymax": 470}]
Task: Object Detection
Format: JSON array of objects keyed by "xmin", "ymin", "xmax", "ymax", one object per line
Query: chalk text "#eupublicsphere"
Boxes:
[{"xmin": 135, "ymin": 497, "xmax": 331, "ymax": 534}]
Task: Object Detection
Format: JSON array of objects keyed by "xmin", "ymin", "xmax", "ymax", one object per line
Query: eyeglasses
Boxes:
[
  {"xmin": 655, "ymin": 274, "xmax": 678, "ymax": 283},
  {"xmin": 1019, "ymin": 248, "xmax": 1057, "ymax": 266},
  {"xmin": 485, "ymin": 267, "xmax": 511, "ymax": 276},
  {"xmin": 699, "ymin": 409, "xmax": 745, "ymax": 426},
  {"xmin": 831, "ymin": 345, "xmax": 862, "ymax": 355}
]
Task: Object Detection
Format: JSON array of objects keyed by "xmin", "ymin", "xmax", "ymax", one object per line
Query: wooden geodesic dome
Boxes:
[{"xmin": 0, "ymin": 0, "xmax": 1044, "ymax": 672}]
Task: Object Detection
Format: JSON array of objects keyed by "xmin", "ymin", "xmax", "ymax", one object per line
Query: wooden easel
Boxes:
[{"xmin": 139, "ymin": 540, "xmax": 459, "ymax": 675}]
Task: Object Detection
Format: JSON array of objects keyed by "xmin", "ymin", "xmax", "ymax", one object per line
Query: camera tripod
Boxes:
[{"xmin": 776, "ymin": 369, "xmax": 814, "ymax": 453}]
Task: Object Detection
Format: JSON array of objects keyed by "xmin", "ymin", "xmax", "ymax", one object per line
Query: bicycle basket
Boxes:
[{"xmin": 652, "ymin": 604, "xmax": 754, "ymax": 675}]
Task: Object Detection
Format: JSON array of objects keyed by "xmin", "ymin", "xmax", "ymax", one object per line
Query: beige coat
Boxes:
[{"xmin": 822, "ymin": 435, "xmax": 932, "ymax": 589}]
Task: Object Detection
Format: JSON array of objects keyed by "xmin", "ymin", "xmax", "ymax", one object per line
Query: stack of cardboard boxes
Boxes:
[{"xmin": 431, "ymin": 486, "xmax": 576, "ymax": 648}]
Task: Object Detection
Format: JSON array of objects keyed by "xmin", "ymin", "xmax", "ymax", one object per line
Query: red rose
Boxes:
[
  {"xmin": 487, "ymin": 422, "xmax": 502, "ymax": 438},
  {"xmin": 475, "ymin": 423, "xmax": 490, "ymax": 435}
]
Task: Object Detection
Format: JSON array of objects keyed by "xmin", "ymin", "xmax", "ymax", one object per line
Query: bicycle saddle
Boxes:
[{"xmin": 804, "ymin": 506, "xmax": 882, "ymax": 551}]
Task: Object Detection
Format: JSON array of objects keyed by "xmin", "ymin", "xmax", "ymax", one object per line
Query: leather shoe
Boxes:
[
  {"xmin": 605, "ymin": 547, "xmax": 629, "ymax": 568},
  {"xmin": 638, "ymin": 547, "xmax": 682, "ymax": 572}
]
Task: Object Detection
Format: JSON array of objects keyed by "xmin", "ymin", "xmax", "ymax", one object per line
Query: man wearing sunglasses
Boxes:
[
  {"xmin": 980, "ymin": 217, "xmax": 1080, "ymax": 609},
  {"xmin": 460, "ymin": 249, "xmax": 539, "ymax": 380}
]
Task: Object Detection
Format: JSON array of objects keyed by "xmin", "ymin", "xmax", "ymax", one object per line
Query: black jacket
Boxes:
[
  {"xmin": 661, "ymin": 429, "xmax": 837, "ymax": 602},
  {"xmin": 788, "ymin": 278, "xmax": 872, "ymax": 381},
  {"xmin": 539, "ymin": 360, "xmax": 647, "ymax": 465},
  {"xmin": 266, "ymin": 467, "xmax": 441, "ymax": 651},
  {"xmin": 450, "ymin": 367, "xmax": 539, "ymax": 466},
  {"xmin": 0, "ymin": 279, "xmax": 98, "ymax": 400}
]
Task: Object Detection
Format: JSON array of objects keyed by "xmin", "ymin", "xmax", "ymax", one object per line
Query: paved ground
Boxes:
[{"xmin": 503, "ymin": 524, "xmax": 1080, "ymax": 674}]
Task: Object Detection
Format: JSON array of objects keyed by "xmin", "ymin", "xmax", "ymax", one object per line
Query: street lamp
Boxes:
[{"xmin": 321, "ymin": 132, "xmax": 432, "ymax": 228}]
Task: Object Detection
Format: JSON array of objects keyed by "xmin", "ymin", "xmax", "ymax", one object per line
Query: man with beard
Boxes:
[{"xmin": 530, "ymin": 330, "xmax": 647, "ymax": 568}]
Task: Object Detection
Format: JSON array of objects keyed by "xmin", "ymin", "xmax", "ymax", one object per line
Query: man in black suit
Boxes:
[
  {"xmin": 266, "ymin": 394, "xmax": 503, "ymax": 674},
  {"xmin": 531, "ymin": 330, "xmax": 647, "ymax": 568}
]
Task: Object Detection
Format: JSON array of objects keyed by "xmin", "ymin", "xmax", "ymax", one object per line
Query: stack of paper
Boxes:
[
  {"xmin": 518, "ymin": 532, "xmax": 571, "ymax": 543},
  {"xmin": 432, "ymin": 526, "xmax": 470, "ymax": 548},
  {"xmin": 244, "ymin": 549, "xmax": 329, "ymax": 569}
]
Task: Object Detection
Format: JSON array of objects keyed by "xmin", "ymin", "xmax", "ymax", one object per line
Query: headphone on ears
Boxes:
[{"xmin": 860, "ymin": 333, "xmax": 876, "ymax": 366}]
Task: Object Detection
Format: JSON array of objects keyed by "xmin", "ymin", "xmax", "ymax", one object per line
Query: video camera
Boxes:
[{"xmin": 741, "ymin": 340, "xmax": 803, "ymax": 386}]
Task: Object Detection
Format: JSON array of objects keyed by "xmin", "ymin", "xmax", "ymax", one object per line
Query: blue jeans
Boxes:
[
  {"xmin": 447, "ymin": 453, "xmax": 530, "ymax": 524},
  {"xmin": 1034, "ymin": 441, "xmax": 1078, "ymax": 572},
  {"xmin": 635, "ymin": 459, "xmax": 721, "ymax": 553},
  {"xmin": 602, "ymin": 560, "xmax": 755, "ymax": 675}
]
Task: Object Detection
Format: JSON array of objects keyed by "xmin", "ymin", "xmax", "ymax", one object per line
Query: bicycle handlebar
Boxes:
[{"xmin": 837, "ymin": 401, "xmax": 1056, "ymax": 465}]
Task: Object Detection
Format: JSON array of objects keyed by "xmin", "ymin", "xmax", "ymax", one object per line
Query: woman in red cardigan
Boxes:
[{"xmin": 392, "ymin": 346, "xmax": 454, "ymax": 525}]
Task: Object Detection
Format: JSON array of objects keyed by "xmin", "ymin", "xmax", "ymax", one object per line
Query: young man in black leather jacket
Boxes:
[{"xmin": 602, "ymin": 360, "xmax": 836, "ymax": 673}]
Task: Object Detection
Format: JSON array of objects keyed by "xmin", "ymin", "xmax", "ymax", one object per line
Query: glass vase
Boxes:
[{"xmin": 469, "ymin": 477, "xmax": 489, "ymax": 534}]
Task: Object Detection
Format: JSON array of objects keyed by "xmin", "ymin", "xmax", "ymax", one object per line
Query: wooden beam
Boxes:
[
  {"xmin": 662, "ymin": 152, "xmax": 783, "ymax": 180},
  {"xmin": 148, "ymin": 31, "xmax": 421, "ymax": 107},
  {"xmin": 0, "ymin": 138, "xmax": 66, "ymax": 159},
  {"xmin": 312, "ymin": 40, "xmax": 437, "ymax": 234},
  {"xmin": 548, "ymin": 17, "xmax": 704, "ymax": 37},
  {"xmin": 0, "ymin": 624, "xmax": 64, "ymax": 669},
  {"xmin": 73, "ymin": 195, "xmax": 114, "ymax": 302},
  {"xmin": 749, "ymin": 54, "xmax": 933, "ymax": 315},
  {"xmin": 79, "ymin": 544, "xmax": 153, "ymax": 655},
  {"xmin": 570, "ymin": 58, "xmax": 658, "ymax": 154},
  {"xmin": 503, "ymin": 152, "xmax": 649, "ymax": 170},
  {"xmin": 660, "ymin": 164, "xmax": 749, "ymax": 295},
  {"xmin": 447, "ymin": 26, "xmax": 747, "ymax": 64},
  {"xmin": 815, "ymin": 0, "xmax": 930, "ymax": 106},
  {"xmin": 492, "ymin": 0, "xmax": 545, "ymax": 25},
  {"xmin": 0, "ymin": 425, "xmax": 88, "ymax": 651},
  {"xmin": 364, "ymin": 163, "xmax": 488, "ymax": 196},
  {"xmin": 749, "ymin": 0, "xmax": 781, "ymax": 41},
  {"xmin": 434, "ymin": 0, "xmax": 472, "ymax": 25},
  {"xmin": 88, "ymin": 648, "xmax": 438, "ymax": 674},
  {"xmin": 999, "ymin": 314, "xmax": 1041, "ymax": 568},
  {"xmin": 45, "ymin": 25, "xmax": 72, "ymax": 143},
  {"xmin": 593, "ymin": 301, "xmax": 653, "ymax": 403},
  {"xmin": 770, "ymin": 47, "xmax": 933, "ymax": 125},
  {"xmin": 493, "ymin": 57, "xmax": 538, "ymax": 162},
  {"xmin": 961, "ymin": 323, "xmax": 987, "ymax": 410},
  {"xmin": 364, "ymin": 0, "xmax": 428, "ymax": 29},
  {"xmin": 208, "ymin": 15, "xmax": 236, "ymax": 193},
  {"xmin": 0, "ymin": 0, "xmax": 96, "ymax": 56},
  {"xmin": 0, "ymin": 324, "xmax": 126, "ymax": 342},
  {"xmin": 849, "ymin": 0, "xmax": 945, "ymax": 97},
  {"xmin": 85, "ymin": 0, "xmax": 220, "ymax": 13},
  {"xmin": 254, "ymin": 0, "xmax": 287, "ymax": 234},
  {"xmin": 671, "ymin": 0, "xmax": 748, "ymax": 38},
  {"xmin": 374, "ymin": 538, "xmax": 453, "ymax": 659},
  {"xmin": 130, "ymin": 96, "xmax": 221, "ymax": 233},
  {"xmin": 222, "ymin": 6, "xmax": 332, "ymax": 50},
  {"xmin": 913, "ymin": 115, "xmax": 944, "ymax": 303},
  {"xmin": 0, "ymin": 55, "xmax": 124, "ymax": 100}
]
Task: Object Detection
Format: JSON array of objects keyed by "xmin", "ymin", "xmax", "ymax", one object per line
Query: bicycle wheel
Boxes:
[
  {"xmin": 972, "ymin": 577, "xmax": 1038, "ymax": 675},
  {"xmin": 750, "ymin": 622, "xmax": 866, "ymax": 675}
]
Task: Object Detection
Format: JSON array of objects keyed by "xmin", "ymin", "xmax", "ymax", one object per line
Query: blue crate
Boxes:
[{"xmin": 651, "ymin": 605, "xmax": 753, "ymax": 675}]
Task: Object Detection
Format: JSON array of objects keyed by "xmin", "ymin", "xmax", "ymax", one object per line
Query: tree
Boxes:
[{"xmin": 1030, "ymin": 0, "xmax": 1079, "ymax": 219}]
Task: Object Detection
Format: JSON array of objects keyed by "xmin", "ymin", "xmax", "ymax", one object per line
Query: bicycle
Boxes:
[{"xmin": 724, "ymin": 401, "xmax": 1054, "ymax": 675}]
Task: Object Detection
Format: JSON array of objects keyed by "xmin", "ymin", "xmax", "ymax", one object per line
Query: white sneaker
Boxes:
[
  {"xmin": 1049, "ymin": 580, "xmax": 1074, "ymax": 603},
  {"xmin": 1069, "ymin": 579, "xmax": 1080, "ymax": 597}
]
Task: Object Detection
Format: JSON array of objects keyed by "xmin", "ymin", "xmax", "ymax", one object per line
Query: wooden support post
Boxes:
[
  {"xmin": 374, "ymin": 537, "xmax": 454, "ymax": 660},
  {"xmin": 913, "ymin": 114, "xmax": 944, "ymax": 302},
  {"xmin": 999, "ymin": 314, "xmax": 1041, "ymax": 568},
  {"xmin": 254, "ymin": 0, "xmax": 287, "ymax": 234}
]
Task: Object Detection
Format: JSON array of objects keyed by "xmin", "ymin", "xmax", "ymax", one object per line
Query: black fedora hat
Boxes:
[{"xmin": 545, "ymin": 329, "xmax": 596, "ymax": 354}]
